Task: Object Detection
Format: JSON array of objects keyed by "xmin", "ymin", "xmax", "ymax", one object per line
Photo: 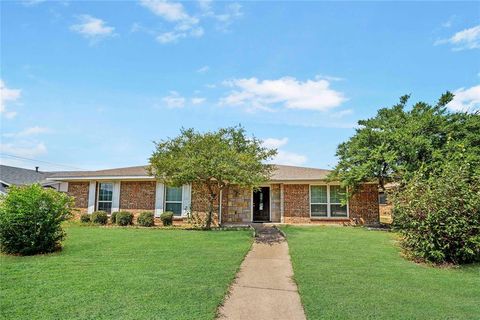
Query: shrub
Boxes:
[
  {"xmin": 160, "ymin": 211, "xmax": 174, "ymax": 226},
  {"xmin": 110, "ymin": 211, "xmax": 118, "ymax": 224},
  {"xmin": 116, "ymin": 211, "xmax": 133, "ymax": 226},
  {"xmin": 392, "ymin": 165, "xmax": 480, "ymax": 265},
  {"xmin": 80, "ymin": 213, "xmax": 90, "ymax": 223},
  {"xmin": 91, "ymin": 211, "xmax": 108, "ymax": 225},
  {"xmin": 0, "ymin": 184, "xmax": 73, "ymax": 255},
  {"xmin": 137, "ymin": 211, "xmax": 155, "ymax": 227}
]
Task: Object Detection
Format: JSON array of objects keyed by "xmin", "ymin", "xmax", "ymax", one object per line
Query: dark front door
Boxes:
[{"xmin": 253, "ymin": 187, "xmax": 270, "ymax": 222}]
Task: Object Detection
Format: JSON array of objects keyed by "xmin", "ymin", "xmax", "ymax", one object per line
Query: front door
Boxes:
[{"xmin": 253, "ymin": 187, "xmax": 270, "ymax": 222}]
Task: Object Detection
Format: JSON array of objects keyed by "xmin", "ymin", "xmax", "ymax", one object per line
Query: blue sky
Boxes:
[{"xmin": 1, "ymin": 0, "xmax": 479, "ymax": 171}]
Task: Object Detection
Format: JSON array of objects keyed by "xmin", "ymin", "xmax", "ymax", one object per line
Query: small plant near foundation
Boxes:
[
  {"xmin": 91, "ymin": 211, "xmax": 108, "ymax": 225},
  {"xmin": 116, "ymin": 211, "xmax": 133, "ymax": 226},
  {"xmin": 160, "ymin": 212, "xmax": 174, "ymax": 226},
  {"xmin": 110, "ymin": 211, "xmax": 118, "ymax": 224},
  {"xmin": 137, "ymin": 212, "xmax": 155, "ymax": 227},
  {"xmin": 80, "ymin": 213, "xmax": 90, "ymax": 223}
]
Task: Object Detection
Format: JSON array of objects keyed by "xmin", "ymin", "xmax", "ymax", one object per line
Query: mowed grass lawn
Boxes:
[
  {"xmin": 0, "ymin": 225, "xmax": 253, "ymax": 320},
  {"xmin": 282, "ymin": 226, "xmax": 480, "ymax": 320}
]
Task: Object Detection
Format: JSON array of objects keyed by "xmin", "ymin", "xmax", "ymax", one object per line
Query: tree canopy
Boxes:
[
  {"xmin": 331, "ymin": 92, "xmax": 480, "ymax": 190},
  {"xmin": 149, "ymin": 126, "xmax": 276, "ymax": 228}
]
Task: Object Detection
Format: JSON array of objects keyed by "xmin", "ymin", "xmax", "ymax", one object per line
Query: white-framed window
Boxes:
[
  {"xmin": 97, "ymin": 182, "xmax": 113, "ymax": 213},
  {"xmin": 165, "ymin": 186, "xmax": 183, "ymax": 216},
  {"xmin": 310, "ymin": 185, "xmax": 348, "ymax": 218}
]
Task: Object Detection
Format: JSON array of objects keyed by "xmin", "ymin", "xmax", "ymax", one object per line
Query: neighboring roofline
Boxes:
[{"xmin": 0, "ymin": 180, "xmax": 11, "ymax": 186}]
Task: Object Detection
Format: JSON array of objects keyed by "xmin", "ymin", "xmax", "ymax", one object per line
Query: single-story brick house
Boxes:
[{"xmin": 47, "ymin": 164, "xmax": 380, "ymax": 225}]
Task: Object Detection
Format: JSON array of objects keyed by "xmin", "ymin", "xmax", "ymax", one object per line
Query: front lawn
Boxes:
[
  {"xmin": 0, "ymin": 225, "xmax": 253, "ymax": 320},
  {"xmin": 282, "ymin": 226, "xmax": 480, "ymax": 320}
]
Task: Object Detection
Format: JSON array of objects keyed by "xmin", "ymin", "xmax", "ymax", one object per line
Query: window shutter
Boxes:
[
  {"xmin": 155, "ymin": 182, "xmax": 165, "ymax": 217},
  {"xmin": 182, "ymin": 184, "xmax": 192, "ymax": 216},
  {"xmin": 112, "ymin": 181, "xmax": 121, "ymax": 212},
  {"xmin": 87, "ymin": 181, "xmax": 96, "ymax": 214}
]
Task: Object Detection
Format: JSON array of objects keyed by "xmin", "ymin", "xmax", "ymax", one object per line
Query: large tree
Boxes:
[
  {"xmin": 331, "ymin": 92, "xmax": 480, "ymax": 190},
  {"xmin": 149, "ymin": 126, "xmax": 276, "ymax": 229}
]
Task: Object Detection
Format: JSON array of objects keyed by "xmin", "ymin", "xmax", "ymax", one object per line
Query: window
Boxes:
[
  {"xmin": 165, "ymin": 186, "xmax": 183, "ymax": 216},
  {"xmin": 310, "ymin": 185, "xmax": 328, "ymax": 217},
  {"xmin": 379, "ymin": 191, "xmax": 387, "ymax": 205},
  {"xmin": 97, "ymin": 182, "xmax": 113, "ymax": 213},
  {"xmin": 310, "ymin": 185, "xmax": 348, "ymax": 218}
]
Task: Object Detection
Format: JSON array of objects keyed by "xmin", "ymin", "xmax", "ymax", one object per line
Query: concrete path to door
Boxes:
[{"xmin": 217, "ymin": 224, "xmax": 306, "ymax": 320}]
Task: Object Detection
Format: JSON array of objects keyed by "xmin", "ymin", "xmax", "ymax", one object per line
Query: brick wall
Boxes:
[
  {"xmin": 283, "ymin": 184, "xmax": 310, "ymax": 224},
  {"xmin": 222, "ymin": 185, "xmax": 251, "ymax": 223},
  {"xmin": 349, "ymin": 184, "xmax": 379, "ymax": 225},
  {"xmin": 119, "ymin": 181, "xmax": 155, "ymax": 210},
  {"xmin": 67, "ymin": 182, "xmax": 89, "ymax": 208},
  {"xmin": 190, "ymin": 182, "xmax": 221, "ymax": 225}
]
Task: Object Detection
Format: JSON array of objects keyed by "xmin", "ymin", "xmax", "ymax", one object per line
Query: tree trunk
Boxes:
[{"xmin": 206, "ymin": 193, "xmax": 216, "ymax": 229}]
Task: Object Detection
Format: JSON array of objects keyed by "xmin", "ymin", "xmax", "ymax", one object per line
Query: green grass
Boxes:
[
  {"xmin": 282, "ymin": 226, "xmax": 480, "ymax": 320},
  {"xmin": 0, "ymin": 225, "xmax": 253, "ymax": 320}
]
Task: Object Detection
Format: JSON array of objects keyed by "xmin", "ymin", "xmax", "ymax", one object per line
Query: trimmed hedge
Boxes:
[
  {"xmin": 137, "ymin": 212, "xmax": 155, "ymax": 227},
  {"xmin": 80, "ymin": 213, "xmax": 90, "ymax": 223},
  {"xmin": 160, "ymin": 212, "xmax": 174, "ymax": 226},
  {"xmin": 91, "ymin": 211, "xmax": 108, "ymax": 225},
  {"xmin": 116, "ymin": 211, "xmax": 133, "ymax": 226},
  {"xmin": 110, "ymin": 211, "xmax": 118, "ymax": 224}
]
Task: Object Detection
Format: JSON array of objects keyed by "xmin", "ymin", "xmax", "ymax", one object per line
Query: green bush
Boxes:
[
  {"xmin": 116, "ymin": 211, "xmax": 133, "ymax": 226},
  {"xmin": 137, "ymin": 212, "xmax": 155, "ymax": 227},
  {"xmin": 160, "ymin": 211, "xmax": 174, "ymax": 226},
  {"xmin": 392, "ymin": 165, "xmax": 480, "ymax": 265},
  {"xmin": 110, "ymin": 211, "xmax": 118, "ymax": 224},
  {"xmin": 91, "ymin": 211, "xmax": 108, "ymax": 225},
  {"xmin": 80, "ymin": 213, "xmax": 90, "ymax": 223},
  {"xmin": 0, "ymin": 184, "xmax": 73, "ymax": 255}
]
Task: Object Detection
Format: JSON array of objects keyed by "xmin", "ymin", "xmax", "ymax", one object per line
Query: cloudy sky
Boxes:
[{"xmin": 1, "ymin": 0, "xmax": 479, "ymax": 171}]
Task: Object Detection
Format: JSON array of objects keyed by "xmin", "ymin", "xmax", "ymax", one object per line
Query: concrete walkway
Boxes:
[{"xmin": 217, "ymin": 225, "xmax": 306, "ymax": 320}]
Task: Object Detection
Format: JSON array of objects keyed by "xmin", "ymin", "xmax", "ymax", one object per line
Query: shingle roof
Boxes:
[
  {"xmin": 0, "ymin": 165, "xmax": 52, "ymax": 186},
  {"xmin": 48, "ymin": 164, "xmax": 332, "ymax": 181}
]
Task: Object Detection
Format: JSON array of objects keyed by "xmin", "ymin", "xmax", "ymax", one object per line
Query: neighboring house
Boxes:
[
  {"xmin": 0, "ymin": 165, "xmax": 67, "ymax": 194},
  {"xmin": 47, "ymin": 164, "xmax": 380, "ymax": 225}
]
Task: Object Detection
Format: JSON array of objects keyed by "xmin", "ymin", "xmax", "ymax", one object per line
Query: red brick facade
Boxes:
[
  {"xmin": 119, "ymin": 181, "xmax": 155, "ymax": 210},
  {"xmin": 349, "ymin": 184, "xmax": 380, "ymax": 224},
  {"xmin": 283, "ymin": 184, "xmax": 310, "ymax": 224},
  {"xmin": 67, "ymin": 182, "xmax": 89, "ymax": 208},
  {"xmin": 65, "ymin": 179, "xmax": 379, "ymax": 225}
]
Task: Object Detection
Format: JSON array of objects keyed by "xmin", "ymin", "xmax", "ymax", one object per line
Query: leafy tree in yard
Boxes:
[
  {"xmin": 331, "ymin": 92, "xmax": 480, "ymax": 190},
  {"xmin": 0, "ymin": 184, "xmax": 73, "ymax": 255},
  {"xmin": 149, "ymin": 126, "xmax": 276, "ymax": 229}
]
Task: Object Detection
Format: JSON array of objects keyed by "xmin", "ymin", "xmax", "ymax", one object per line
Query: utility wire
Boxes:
[{"xmin": 0, "ymin": 153, "xmax": 85, "ymax": 171}]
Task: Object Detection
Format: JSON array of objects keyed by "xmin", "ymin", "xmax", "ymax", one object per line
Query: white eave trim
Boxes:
[{"xmin": 46, "ymin": 176, "xmax": 155, "ymax": 181}]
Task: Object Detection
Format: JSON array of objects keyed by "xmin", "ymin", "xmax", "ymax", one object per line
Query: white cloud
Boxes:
[
  {"xmin": 21, "ymin": 0, "xmax": 46, "ymax": 6},
  {"xmin": 262, "ymin": 137, "xmax": 288, "ymax": 149},
  {"xmin": 0, "ymin": 142, "xmax": 47, "ymax": 158},
  {"xmin": 331, "ymin": 109, "xmax": 353, "ymax": 118},
  {"xmin": 220, "ymin": 76, "xmax": 347, "ymax": 112},
  {"xmin": 0, "ymin": 80, "xmax": 21, "ymax": 119},
  {"xmin": 3, "ymin": 126, "xmax": 51, "ymax": 138},
  {"xmin": 191, "ymin": 97, "xmax": 206, "ymax": 105},
  {"xmin": 435, "ymin": 25, "xmax": 480, "ymax": 51},
  {"xmin": 162, "ymin": 91, "xmax": 186, "ymax": 108},
  {"xmin": 447, "ymin": 85, "xmax": 480, "ymax": 112},
  {"xmin": 197, "ymin": 65, "xmax": 210, "ymax": 73},
  {"xmin": 140, "ymin": 0, "xmax": 195, "ymax": 22},
  {"xmin": 157, "ymin": 31, "xmax": 185, "ymax": 43},
  {"xmin": 262, "ymin": 137, "xmax": 307, "ymax": 166},
  {"xmin": 70, "ymin": 15, "xmax": 115, "ymax": 41}
]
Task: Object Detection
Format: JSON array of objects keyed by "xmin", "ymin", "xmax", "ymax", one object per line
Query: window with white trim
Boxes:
[
  {"xmin": 310, "ymin": 185, "xmax": 348, "ymax": 218},
  {"xmin": 165, "ymin": 186, "xmax": 183, "ymax": 216},
  {"xmin": 97, "ymin": 182, "xmax": 113, "ymax": 213}
]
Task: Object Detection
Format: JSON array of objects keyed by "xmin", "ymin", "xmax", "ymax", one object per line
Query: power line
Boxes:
[{"xmin": 0, "ymin": 153, "xmax": 85, "ymax": 171}]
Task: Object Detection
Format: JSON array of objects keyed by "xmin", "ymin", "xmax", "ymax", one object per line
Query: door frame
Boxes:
[{"xmin": 251, "ymin": 185, "xmax": 271, "ymax": 222}]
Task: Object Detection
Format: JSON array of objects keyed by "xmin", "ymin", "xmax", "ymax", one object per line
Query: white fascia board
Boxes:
[{"xmin": 46, "ymin": 176, "xmax": 155, "ymax": 181}]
